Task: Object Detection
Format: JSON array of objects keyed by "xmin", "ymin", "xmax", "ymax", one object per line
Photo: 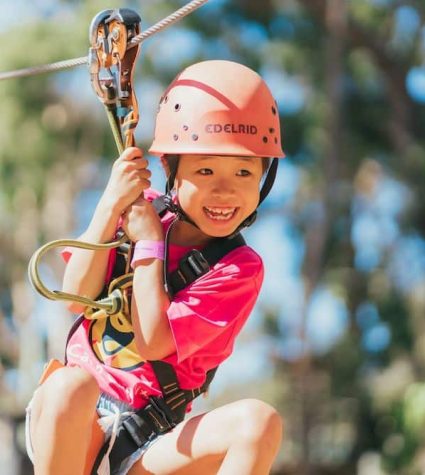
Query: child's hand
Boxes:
[
  {"xmin": 102, "ymin": 147, "xmax": 151, "ymax": 214},
  {"xmin": 122, "ymin": 198, "xmax": 164, "ymax": 242}
]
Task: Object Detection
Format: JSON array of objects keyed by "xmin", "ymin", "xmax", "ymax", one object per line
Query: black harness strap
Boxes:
[
  {"xmin": 166, "ymin": 234, "xmax": 245, "ymax": 296},
  {"xmin": 151, "ymin": 360, "xmax": 217, "ymax": 421},
  {"xmin": 99, "ymin": 362, "xmax": 218, "ymax": 470}
]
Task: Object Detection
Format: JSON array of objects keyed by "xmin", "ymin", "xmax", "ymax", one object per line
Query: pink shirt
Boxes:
[{"xmin": 64, "ymin": 189, "xmax": 264, "ymax": 409}]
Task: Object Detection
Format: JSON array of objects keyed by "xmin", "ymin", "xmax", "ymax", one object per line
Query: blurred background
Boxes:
[{"xmin": 0, "ymin": 0, "xmax": 425, "ymax": 473}]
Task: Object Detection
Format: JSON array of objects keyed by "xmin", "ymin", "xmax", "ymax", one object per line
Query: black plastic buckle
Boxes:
[{"xmin": 184, "ymin": 250, "xmax": 210, "ymax": 280}]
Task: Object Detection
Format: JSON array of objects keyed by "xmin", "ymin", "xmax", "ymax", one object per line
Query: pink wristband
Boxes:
[{"xmin": 131, "ymin": 240, "xmax": 165, "ymax": 269}]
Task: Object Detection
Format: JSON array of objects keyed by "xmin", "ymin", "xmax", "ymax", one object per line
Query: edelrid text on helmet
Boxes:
[
  {"xmin": 149, "ymin": 60, "xmax": 285, "ymax": 158},
  {"xmin": 205, "ymin": 123, "xmax": 258, "ymax": 135}
]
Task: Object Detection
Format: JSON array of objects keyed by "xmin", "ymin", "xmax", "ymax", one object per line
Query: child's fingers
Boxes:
[
  {"xmin": 131, "ymin": 157, "xmax": 149, "ymax": 170},
  {"xmin": 136, "ymin": 177, "xmax": 151, "ymax": 190},
  {"xmin": 117, "ymin": 158, "xmax": 150, "ymax": 176},
  {"xmin": 120, "ymin": 147, "xmax": 143, "ymax": 161},
  {"xmin": 138, "ymin": 167, "xmax": 152, "ymax": 179},
  {"xmin": 128, "ymin": 168, "xmax": 151, "ymax": 183}
]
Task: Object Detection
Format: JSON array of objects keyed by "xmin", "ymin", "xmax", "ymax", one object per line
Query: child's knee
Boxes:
[
  {"xmin": 41, "ymin": 366, "xmax": 99, "ymax": 417},
  {"xmin": 233, "ymin": 399, "xmax": 283, "ymax": 448}
]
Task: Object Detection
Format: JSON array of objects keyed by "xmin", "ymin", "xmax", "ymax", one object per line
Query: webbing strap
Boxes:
[
  {"xmin": 91, "ymin": 396, "xmax": 176, "ymax": 474},
  {"xmin": 150, "ymin": 360, "xmax": 217, "ymax": 422},
  {"xmin": 92, "ymin": 363, "xmax": 217, "ymax": 473},
  {"xmin": 167, "ymin": 234, "xmax": 245, "ymax": 296},
  {"xmin": 259, "ymin": 157, "xmax": 278, "ymax": 204}
]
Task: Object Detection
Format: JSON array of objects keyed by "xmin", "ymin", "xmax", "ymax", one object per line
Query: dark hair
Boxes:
[{"xmin": 261, "ymin": 157, "xmax": 271, "ymax": 174}]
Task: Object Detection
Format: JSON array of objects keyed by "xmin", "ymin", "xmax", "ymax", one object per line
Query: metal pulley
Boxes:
[{"xmin": 88, "ymin": 8, "xmax": 142, "ymax": 153}]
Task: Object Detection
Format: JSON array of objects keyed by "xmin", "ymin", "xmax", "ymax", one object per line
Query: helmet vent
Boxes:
[
  {"xmin": 174, "ymin": 103, "xmax": 181, "ymax": 111},
  {"xmin": 192, "ymin": 134, "xmax": 199, "ymax": 141},
  {"xmin": 263, "ymin": 136, "xmax": 268, "ymax": 143},
  {"xmin": 271, "ymin": 106, "xmax": 277, "ymax": 115},
  {"xmin": 173, "ymin": 134, "xmax": 179, "ymax": 141},
  {"xmin": 269, "ymin": 128, "xmax": 275, "ymax": 133},
  {"xmin": 183, "ymin": 125, "xmax": 189, "ymax": 131}
]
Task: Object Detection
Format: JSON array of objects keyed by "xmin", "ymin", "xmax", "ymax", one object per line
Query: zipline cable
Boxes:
[{"xmin": 0, "ymin": 0, "xmax": 209, "ymax": 81}]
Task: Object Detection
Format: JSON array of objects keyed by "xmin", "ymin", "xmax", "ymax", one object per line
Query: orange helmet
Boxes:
[{"xmin": 149, "ymin": 60, "xmax": 284, "ymax": 158}]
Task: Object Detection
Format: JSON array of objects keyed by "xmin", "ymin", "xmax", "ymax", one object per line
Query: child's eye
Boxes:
[
  {"xmin": 198, "ymin": 168, "xmax": 213, "ymax": 175},
  {"xmin": 237, "ymin": 169, "xmax": 251, "ymax": 177}
]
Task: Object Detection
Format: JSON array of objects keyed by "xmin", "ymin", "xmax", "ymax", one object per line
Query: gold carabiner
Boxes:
[
  {"xmin": 28, "ymin": 234, "xmax": 128, "ymax": 313},
  {"xmin": 88, "ymin": 8, "xmax": 141, "ymax": 153}
]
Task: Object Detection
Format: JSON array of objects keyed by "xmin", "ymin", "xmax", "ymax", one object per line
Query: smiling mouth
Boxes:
[{"xmin": 203, "ymin": 206, "xmax": 238, "ymax": 221}]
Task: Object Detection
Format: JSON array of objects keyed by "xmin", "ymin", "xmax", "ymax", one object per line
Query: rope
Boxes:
[{"xmin": 0, "ymin": 0, "xmax": 209, "ymax": 81}]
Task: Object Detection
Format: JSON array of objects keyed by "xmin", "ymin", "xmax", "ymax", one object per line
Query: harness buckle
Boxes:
[
  {"xmin": 182, "ymin": 249, "xmax": 210, "ymax": 282},
  {"xmin": 147, "ymin": 396, "xmax": 177, "ymax": 432}
]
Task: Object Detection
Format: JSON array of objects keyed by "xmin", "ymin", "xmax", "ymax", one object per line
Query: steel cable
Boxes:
[{"xmin": 0, "ymin": 0, "xmax": 209, "ymax": 81}]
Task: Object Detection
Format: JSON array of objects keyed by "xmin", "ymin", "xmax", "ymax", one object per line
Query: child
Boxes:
[{"xmin": 26, "ymin": 60, "xmax": 284, "ymax": 475}]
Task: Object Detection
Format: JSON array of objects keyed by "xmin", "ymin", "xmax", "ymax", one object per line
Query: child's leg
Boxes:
[
  {"xmin": 132, "ymin": 398, "xmax": 283, "ymax": 475},
  {"xmin": 28, "ymin": 366, "xmax": 100, "ymax": 475}
]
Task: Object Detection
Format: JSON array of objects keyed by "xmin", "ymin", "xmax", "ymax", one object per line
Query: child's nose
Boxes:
[{"xmin": 211, "ymin": 177, "xmax": 235, "ymax": 196}]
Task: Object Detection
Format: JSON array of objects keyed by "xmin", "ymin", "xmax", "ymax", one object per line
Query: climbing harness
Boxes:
[
  {"xmin": 30, "ymin": 194, "xmax": 246, "ymax": 474},
  {"xmin": 75, "ymin": 204, "xmax": 245, "ymax": 473},
  {"xmin": 0, "ymin": 0, "xmax": 210, "ymax": 82}
]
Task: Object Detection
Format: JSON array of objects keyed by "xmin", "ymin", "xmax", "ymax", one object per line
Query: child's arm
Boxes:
[
  {"xmin": 62, "ymin": 148, "xmax": 151, "ymax": 313},
  {"xmin": 122, "ymin": 199, "xmax": 176, "ymax": 361},
  {"xmin": 132, "ymin": 259, "xmax": 175, "ymax": 360}
]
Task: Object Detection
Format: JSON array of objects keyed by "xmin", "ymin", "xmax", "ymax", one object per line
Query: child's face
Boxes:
[{"xmin": 175, "ymin": 154, "xmax": 263, "ymax": 238}]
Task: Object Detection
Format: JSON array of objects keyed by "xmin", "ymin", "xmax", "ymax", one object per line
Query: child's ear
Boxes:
[{"xmin": 160, "ymin": 155, "xmax": 171, "ymax": 177}]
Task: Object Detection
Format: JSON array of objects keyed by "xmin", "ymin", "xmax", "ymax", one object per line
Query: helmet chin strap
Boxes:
[{"xmin": 163, "ymin": 157, "xmax": 278, "ymax": 237}]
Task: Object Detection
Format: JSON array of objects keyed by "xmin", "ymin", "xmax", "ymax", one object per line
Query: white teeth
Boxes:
[
  {"xmin": 205, "ymin": 207, "xmax": 235, "ymax": 215},
  {"xmin": 204, "ymin": 206, "xmax": 236, "ymax": 220}
]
